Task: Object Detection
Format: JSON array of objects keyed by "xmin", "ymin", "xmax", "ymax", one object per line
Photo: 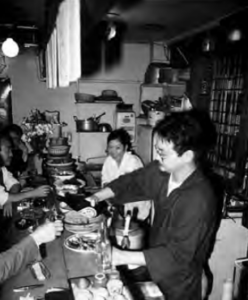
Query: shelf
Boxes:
[
  {"xmin": 76, "ymin": 131, "xmax": 110, "ymax": 133},
  {"xmin": 141, "ymin": 82, "xmax": 185, "ymax": 88},
  {"xmin": 75, "ymin": 101, "xmax": 121, "ymax": 104}
]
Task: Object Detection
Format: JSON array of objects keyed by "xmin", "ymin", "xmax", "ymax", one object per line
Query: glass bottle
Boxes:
[{"xmin": 97, "ymin": 220, "xmax": 112, "ymax": 272}]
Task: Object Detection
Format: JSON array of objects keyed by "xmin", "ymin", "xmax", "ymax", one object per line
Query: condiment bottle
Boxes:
[{"xmin": 93, "ymin": 272, "xmax": 107, "ymax": 288}]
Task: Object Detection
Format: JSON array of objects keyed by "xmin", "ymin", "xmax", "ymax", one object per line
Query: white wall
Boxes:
[{"xmin": 3, "ymin": 43, "xmax": 160, "ymax": 160}]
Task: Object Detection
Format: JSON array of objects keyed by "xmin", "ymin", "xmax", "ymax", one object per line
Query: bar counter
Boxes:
[{"xmin": 0, "ymin": 229, "xmax": 99, "ymax": 300}]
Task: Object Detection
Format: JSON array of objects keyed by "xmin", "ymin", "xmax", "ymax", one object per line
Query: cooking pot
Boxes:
[
  {"xmin": 113, "ymin": 217, "xmax": 145, "ymax": 250},
  {"xmin": 73, "ymin": 112, "xmax": 106, "ymax": 132},
  {"xmin": 98, "ymin": 123, "xmax": 112, "ymax": 132},
  {"xmin": 74, "ymin": 117, "xmax": 98, "ymax": 132}
]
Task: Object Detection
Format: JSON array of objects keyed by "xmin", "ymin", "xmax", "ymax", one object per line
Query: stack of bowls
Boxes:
[
  {"xmin": 46, "ymin": 138, "xmax": 74, "ymax": 175},
  {"xmin": 64, "ymin": 210, "xmax": 104, "ymax": 234},
  {"xmin": 48, "ymin": 145, "xmax": 70, "ymax": 157}
]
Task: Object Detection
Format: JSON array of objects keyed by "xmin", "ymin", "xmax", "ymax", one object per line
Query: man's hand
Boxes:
[
  {"xmin": 3, "ymin": 202, "xmax": 12, "ymax": 217},
  {"xmin": 30, "ymin": 220, "xmax": 64, "ymax": 246},
  {"xmin": 85, "ymin": 195, "xmax": 99, "ymax": 207},
  {"xmin": 112, "ymin": 246, "xmax": 146, "ymax": 267},
  {"xmin": 31, "ymin": 185, "xmax": 51, "ymax": 198},
  {"xmin": 112, "ymin": 246, "xmax": 126, "ymax": 266}
]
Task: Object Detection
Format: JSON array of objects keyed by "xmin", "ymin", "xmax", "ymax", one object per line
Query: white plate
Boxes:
[
  {"xmin": 80, "ymin": 207, "xmax": 97, "ymax": 219},
  {"xmin": 64, "ymin": 232, "xmax": 98, "ymax": 253}
]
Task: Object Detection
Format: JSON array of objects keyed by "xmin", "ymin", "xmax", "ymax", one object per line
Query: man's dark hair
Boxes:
[
  {"xmin": 153, "ymin": 109, "xmax": 216, "ymax": 163},
  {"xmin": 107, "ymin": 128, "xmax": 132, "ymax": 151},
  {"xmin": 3, "ymin": 124, "xmax": 23, "ymax": 137}
]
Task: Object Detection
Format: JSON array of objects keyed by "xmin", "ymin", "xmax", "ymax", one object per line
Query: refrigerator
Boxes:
[{"xmin": 137, "ymin": 125, "xmax": 159, "ymax": 165}]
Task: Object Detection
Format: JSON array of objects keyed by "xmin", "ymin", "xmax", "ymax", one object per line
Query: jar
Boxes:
[{"xmin": 93, "ymin": 273, "xmax": 107, "ymax": 288}]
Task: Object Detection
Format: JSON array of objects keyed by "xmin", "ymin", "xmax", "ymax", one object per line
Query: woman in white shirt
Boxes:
[{"xmin": 102, "ymin": 128, "xmax": 151, "ymax": 221}]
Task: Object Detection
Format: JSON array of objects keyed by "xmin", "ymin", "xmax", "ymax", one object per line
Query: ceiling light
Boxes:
[
  {"xmin": 228, "ymin": 29, "xmax": 242, "ymax": 42},
  {"xmin": 1, "ymin": 38, "xmax": 19, "ymax": 58}
]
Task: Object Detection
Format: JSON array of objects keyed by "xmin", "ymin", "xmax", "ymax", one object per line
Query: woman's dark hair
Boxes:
[
  {"xmin": 153, "ymin": 109, "xmax": 216, "ymax": 163},
  {"xmin": 107, "ymin": 128, "xmax": 132, "ymax": 151},
  {"xmin": 3, "ymin": 124, "xmax": 23, "ymax": 137}
]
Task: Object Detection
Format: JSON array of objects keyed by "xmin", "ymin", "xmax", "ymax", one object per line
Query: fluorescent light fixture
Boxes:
[{"xmin": 1, "ymin": 38, "xmax": 19, "ymax": 58}]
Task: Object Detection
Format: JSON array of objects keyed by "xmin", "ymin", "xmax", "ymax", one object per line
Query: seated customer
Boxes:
[
  {"xmin": 0, "ymin": 133, "xmax": 51, "ymax": 221},
  {"xmin": 102, "ymin": 128, "xmax": 151, "ymax": 221},
  {"xmin": 0, "ymin": 220, "xmax": 63, "ymax": 283},
  {"xmin": 2, "ymin": 124, "xmax": 32, "ymax": 178}
]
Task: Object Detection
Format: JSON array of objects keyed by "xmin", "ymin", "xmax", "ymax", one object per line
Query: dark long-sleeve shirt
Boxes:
[
  {"xmin": 108, "ymin": 161, "xmax": 217, "ymax": 300},
  {"xmin": 0, "ymin": 236, "xmax": 39, "ymax": 283}
]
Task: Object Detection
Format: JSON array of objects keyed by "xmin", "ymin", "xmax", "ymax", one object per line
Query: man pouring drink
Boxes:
[{"xmin": 86, "ymin": 110, "xmax": 218, "ymax": 300}]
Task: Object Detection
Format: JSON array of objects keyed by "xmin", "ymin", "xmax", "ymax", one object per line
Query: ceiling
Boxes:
[
  {"xmin": 109, "ymin": 0, "xmax": 248, "ymax": 43},
  {"xmin": 0, "ymin": 0, "xmax": 247, "ymax": 46}
]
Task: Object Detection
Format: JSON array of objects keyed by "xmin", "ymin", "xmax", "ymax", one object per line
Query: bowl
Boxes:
[
  {"xmin": 75, "ymin": 93, "xmax": 95, "ymax": 103},
  {"xmin": 48, "ymin": 145, "xmax": 70, "ymax": 156},
  {"xmin": 101, "ymin": 90, "xmax": 118, "ymax": 98},
  {"xmin": 49, "ymin": 137, "xmax": 68, "ymax": 146}
]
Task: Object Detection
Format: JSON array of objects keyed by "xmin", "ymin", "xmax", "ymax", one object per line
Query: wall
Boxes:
[{"xmin": 2, "ymin": 43, "xmax": 165, "ymax": 160}]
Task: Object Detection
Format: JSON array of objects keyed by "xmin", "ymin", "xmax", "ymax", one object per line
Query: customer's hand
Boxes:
[
  {"xmin": 31, "ymin": 185, "xmax": 51, "ymax": 198},
  {"xmin": 30, "ymin": 220, "xmax": 64, "ymax": 246},
  {"xmin": 3, "ymin": 202, "xmax": 12, "ymax": 217}
]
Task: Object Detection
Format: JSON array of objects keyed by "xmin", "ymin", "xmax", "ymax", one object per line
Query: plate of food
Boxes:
[{"xmin": 64, "ymin": 232, "xmax": 98, "ymax": 252}]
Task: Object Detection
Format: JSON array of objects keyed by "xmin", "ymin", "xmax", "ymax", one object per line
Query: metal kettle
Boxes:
[{"xmin": 98, "ymin": 123, "xmax": 112, "ymax": 132}]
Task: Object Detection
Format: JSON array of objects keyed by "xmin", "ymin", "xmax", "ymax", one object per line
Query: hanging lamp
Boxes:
[{"xmin": 1, "ymin": 38, "xmax": 19, "ymax": 58}]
